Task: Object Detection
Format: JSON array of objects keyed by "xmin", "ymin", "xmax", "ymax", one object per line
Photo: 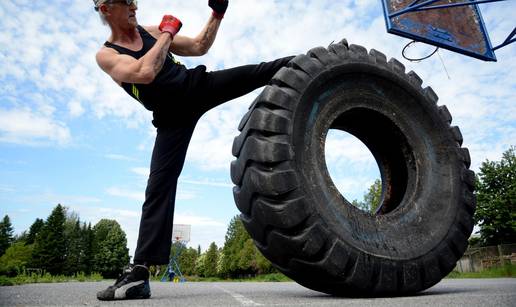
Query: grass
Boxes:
[
  {"xmin": 0, "ymin": 272, "xmax": 103, "ymax": 286},
  {"xmin": 151, "ymin": 273, "xmax": 292, "ymax": 282},
  {"xmin": 446, "ymin": 264, "xmax": 515, "ymax": 279},
  {"xmin": 3, "ymin": 265, "xmax": 513, "ymax": 286}
]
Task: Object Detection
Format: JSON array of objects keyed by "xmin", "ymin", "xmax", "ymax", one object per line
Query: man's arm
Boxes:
[
  {"xmin": 145, "ymin": 15, "xmax": 221, "ymax": 57},
  {"xmin": 96, "ymin": 33, "xmax": 173, "ymax": 85},
  {"xmin": 96, "ymin": 15, "xmax": 182, "ymax": 85},
  {"xmin": 144, "ymin": 0, "xmax": 229, "ymax": 56}
]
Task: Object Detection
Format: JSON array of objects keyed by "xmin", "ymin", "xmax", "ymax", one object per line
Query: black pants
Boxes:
[{"xmin": 133, "ymin": 56, "xmax": 294, "ymax": 265}]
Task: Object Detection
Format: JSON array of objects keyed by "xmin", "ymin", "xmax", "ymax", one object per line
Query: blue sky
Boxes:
[{"xmin": 1, "ymin": 0, "xmax": 515, "ymax": 257}]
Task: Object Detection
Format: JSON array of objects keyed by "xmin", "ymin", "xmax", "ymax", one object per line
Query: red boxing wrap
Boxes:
[
  {"xmin": 159, "ymin": 15, "xmax": 182, "ymax": 37},
  {"xmin": 212, "ymin": 10, "xmax": 224, "ymax": 20}
]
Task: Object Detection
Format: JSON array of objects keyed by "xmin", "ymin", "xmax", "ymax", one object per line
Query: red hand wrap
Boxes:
[
  {"xmin": 212, "ymin": 10, "xmax": 224, "ymax": 20},
  {"xmin": 159, "ymin": 15, "xmax": 182, "ymax": 37}
]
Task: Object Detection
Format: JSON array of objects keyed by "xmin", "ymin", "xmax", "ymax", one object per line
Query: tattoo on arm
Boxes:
[
  {"xmin": 153, "ymin": 46, "xmax": 169, "ymax": 74},
  {"xmin": 198, "ymin": 18, "xmax": 220, "ymax": 52}
]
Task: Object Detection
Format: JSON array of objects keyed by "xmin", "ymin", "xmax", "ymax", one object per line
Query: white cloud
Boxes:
[
  {"xmin": 105, "ymin": 154, "xmax": 138, "ymax": 162},
  {"xmin": 131, "ymin": 167, "xmax": 149, "ymax": 177},
  {"xmin": 0, "ymin": 107, "xmax": 71, "ymax": 146},
  {"xmin": 106, "ymin": 187, "xmax": 144, "ymax": 201},
  {"xmin": 180, "ymin": 179, "xmax": 233, "ymax": 188},
  {"xmin": 106, "ymin": 184, "xmax": 199, "ymax": 201},
  {"xmin": 0, "ymin": 184, "xmax": 15, "ymax": 193},
  {"xmin": 16, "ymin": 191, "xmax": 102, "ymax": 207},
  {"xmin": 68, "ymin": 100, "xmax": 85, "ymax": 118},
  {"xmin": 174, "ymin": 213, "xmax": 226, "ymax": 227}
]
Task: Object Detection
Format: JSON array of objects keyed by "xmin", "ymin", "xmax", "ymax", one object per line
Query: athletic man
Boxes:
[{"xmin": 93, "ymin": 0, "xmax": 293, "ymax": 300}]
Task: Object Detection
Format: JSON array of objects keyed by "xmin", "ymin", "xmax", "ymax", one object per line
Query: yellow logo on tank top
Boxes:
[
  {"xmin": 131, "ymin": 84, "xmax": 144, "ymax": 106},
  {"xmin": 168, "ymin": 52, "xmax": 182, "ymax": 65}
]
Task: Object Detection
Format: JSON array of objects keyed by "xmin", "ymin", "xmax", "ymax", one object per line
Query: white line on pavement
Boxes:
[{"xmin": 214, "ymin": 285, "xmax": 263, "ymax": 306}]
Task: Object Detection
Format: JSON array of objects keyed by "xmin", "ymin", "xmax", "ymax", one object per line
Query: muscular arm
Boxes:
[
  {"xmin": 145, "ymin": 15, "xmax": 221, "ymax": 57},
  {"xmin": 96, "ymin": 32, "xmax": 173, "ymax": 85}
]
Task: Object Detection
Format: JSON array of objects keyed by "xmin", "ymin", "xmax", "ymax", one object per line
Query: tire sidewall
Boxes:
[{"xmin": 291, "ymin": 62, "xmax": 463, "ymax": 260}]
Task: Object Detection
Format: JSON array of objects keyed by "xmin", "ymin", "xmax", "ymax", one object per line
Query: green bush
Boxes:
[{"xmin": 0, "ymin": 242, "xmax": 33, "ymax": 277}]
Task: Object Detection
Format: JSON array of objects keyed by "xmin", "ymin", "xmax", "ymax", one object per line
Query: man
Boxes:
[{"xmin": 93, "ymin": 0, "xmax": 293, "ymax": 301}]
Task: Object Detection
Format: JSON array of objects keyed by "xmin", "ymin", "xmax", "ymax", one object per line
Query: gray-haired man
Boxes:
[{"xmin": 93, "ymin": 0, "xmax": 293, "ymax": 301}]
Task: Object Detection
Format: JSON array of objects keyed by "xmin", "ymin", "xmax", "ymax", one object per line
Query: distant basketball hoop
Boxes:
[
  {"xmin": 162, "ymin": 224, "xmax": 191, "ymax": 283},
  {"xmin": 172, "ymin": 224, "xmax": 191, "ymax": 243}
]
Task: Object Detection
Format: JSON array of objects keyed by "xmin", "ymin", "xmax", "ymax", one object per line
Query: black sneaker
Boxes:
[{"xmin": 97, "ymin": 265, "xmax": 151, "ymax": 301}]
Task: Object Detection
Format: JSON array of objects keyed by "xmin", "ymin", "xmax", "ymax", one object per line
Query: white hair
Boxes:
[
  {"xmin": 95, "ymin": 0, "xmax": 109, "ymax": 25},
  {"xmin": 98, "ymin": 11, "xmax": 108, "ymax": 25}
]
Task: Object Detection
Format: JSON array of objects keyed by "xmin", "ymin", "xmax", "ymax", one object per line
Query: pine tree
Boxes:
[
  {"xmin": 64, "ymin": 218, "xmax": 82, "ymax": 275},
  {"xmin": 204, "ymin": 242, "xmax": 219, "ymax": 277},
  {"xmin": 220, "ymin": 215, "xmax": 263, "ymax": 278},
  {"xmin": 0, "ymin": 215, "xmax": 14, "ymax": 257},
  {"xmin": 31, "ymin": 204, "xmax": 66, "ymax": 275},
  {"xmin": 219, "ymin": 216, "xmax": 240, "ymax": 277},
  {"xmin": 26, "ymin": 218, "xmax": 45, "ymax": 245},
  {"xmin": 81, "ymin": 223, "xmax": 94, "ymax": 274}
]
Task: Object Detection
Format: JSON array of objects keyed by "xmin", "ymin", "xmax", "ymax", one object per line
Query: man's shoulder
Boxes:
[
  {"xmin": 97, "ymin": 45, "xmax": 119, "ymax": 58},
  {"xmin": 95, "ymin": 46, "xmax": 120, "ymax": 68}
]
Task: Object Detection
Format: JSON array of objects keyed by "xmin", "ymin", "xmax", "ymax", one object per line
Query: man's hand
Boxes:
[
  {"xmin": 159, "ymin": 15, "xmax": 182, "ymax": 37},
  {"xmin": 209, "ymin": 0, "xmax": 228, "ymax": 19}
]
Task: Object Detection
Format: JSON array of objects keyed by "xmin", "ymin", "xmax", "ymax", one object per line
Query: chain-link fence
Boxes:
[{"xmin": 455, "ymin": 244, "xmax": 516, "ymax": 273}]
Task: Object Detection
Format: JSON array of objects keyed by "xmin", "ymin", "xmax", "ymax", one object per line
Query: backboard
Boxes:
[
  {"xmin": 381, "ymin": 0, "xmax": 497, "ymax": 61},
  {"xmin": 172, "ymin": 224, "xmax": 191, "ymax": 242}
]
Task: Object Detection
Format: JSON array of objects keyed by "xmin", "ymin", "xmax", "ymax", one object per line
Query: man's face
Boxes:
[{"xmin": 102, "ymin": 0, "xmax": 138, "ymax": 28}]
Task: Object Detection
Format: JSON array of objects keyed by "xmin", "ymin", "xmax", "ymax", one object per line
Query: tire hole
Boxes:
[{"xmin": 324, "ymin": 129, "xmax": 382, "ymax": 214}]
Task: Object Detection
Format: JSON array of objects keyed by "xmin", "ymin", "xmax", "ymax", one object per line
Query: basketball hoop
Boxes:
[
  {"xmin": 402, "ymin": 40, "xmax": 439, "ymax": 62},
  {"xmin": 381, "ymin": 0, "xmax": 515, "ymax": 62},
  {"xmin": 161, "ymin": 224, "xmax": 191, "ymax": 283},
  {"xmin": 172, "ymin": 224, "xmax": 191, "ymax": 243}
]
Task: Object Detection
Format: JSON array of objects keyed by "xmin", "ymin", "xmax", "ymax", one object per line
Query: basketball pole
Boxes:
[{"xmin": 160, "ymin": 224, "xmax": 191, "ymax": 283}]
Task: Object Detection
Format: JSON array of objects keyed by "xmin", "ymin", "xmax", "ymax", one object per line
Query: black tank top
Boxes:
[{"xmin": 104, "ymin": 26, "xmax": 189, "ymax": 111}]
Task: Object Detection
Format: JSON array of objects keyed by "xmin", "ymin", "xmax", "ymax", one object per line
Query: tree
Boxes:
[
  {"xmin": 204, "ymin": 242, "xmax": 219, "ymax": 277},
  {"xmin": 0, "ymin": 215, "xmax": 14, "ymax": 257},
  {"xmin": 351, "ymin": 179, "xmax": 383, "ymax": 213},
  {"xmin": 364, "ymin": 179, "xmax": 382, "ymax": 213},
  {"xmin": 31, "ymin": 204, "xmax": 66, "ymax": 275},
  {"xmin": 93, "ymin": 219, "xmax": 130, "ymax": 278},
  {"xmin": 0, "ymin": 242, "xmax": 33, "ymax": 276},
  {"xmin": 194, "ymin": 252, "xmax": 207, "ymax": 277},
  {"xmin": 219, "ymin": 215, "xmax": 275, "ymax": 278},
  {"xmin": 172, "ymin": 243, "xmax": 198, "ymax": 276},
  {"xmin": 474, "ymin": 146, "xmax": 516, "ymax": 246},
  {"xmin": 26, "ymin": 218, "xmax": 45, "ymax": 245},
  {"xmin": 219, "ymin": 216, "xmax": 244, "ymax": 277},
  {"xmin": 63, "ymin": 218, "xmax": 83, "ymax": 275},
  {"xmin": 81, "ymin": 223, "xmax": 94, "ymax": 275}
]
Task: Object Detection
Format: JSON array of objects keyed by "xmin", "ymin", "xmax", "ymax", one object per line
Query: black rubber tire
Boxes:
[{"xmin": 230, "ymin": 39, "xmax": 475, "ymax": 296}]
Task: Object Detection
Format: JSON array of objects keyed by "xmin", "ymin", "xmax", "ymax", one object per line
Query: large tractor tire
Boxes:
[{"xmin": 230, "ymin": 39, "xmax": 475, "ymax": 296}]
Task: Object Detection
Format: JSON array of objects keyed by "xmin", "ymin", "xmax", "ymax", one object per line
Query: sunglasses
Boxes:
[{"xmin": 95, "ymin": 0, "xmax": 138, "ymax": 11}]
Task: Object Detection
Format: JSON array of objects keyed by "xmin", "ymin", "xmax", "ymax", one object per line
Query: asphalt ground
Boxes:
[{"xmin": 1, "ymin": 278, "xmax": 515, "ymax": 306}]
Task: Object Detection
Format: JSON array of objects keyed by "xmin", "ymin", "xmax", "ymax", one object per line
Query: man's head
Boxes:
[{"xmin": 93, "ymin": 0, "xmax": 138, "ymax": 26}]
